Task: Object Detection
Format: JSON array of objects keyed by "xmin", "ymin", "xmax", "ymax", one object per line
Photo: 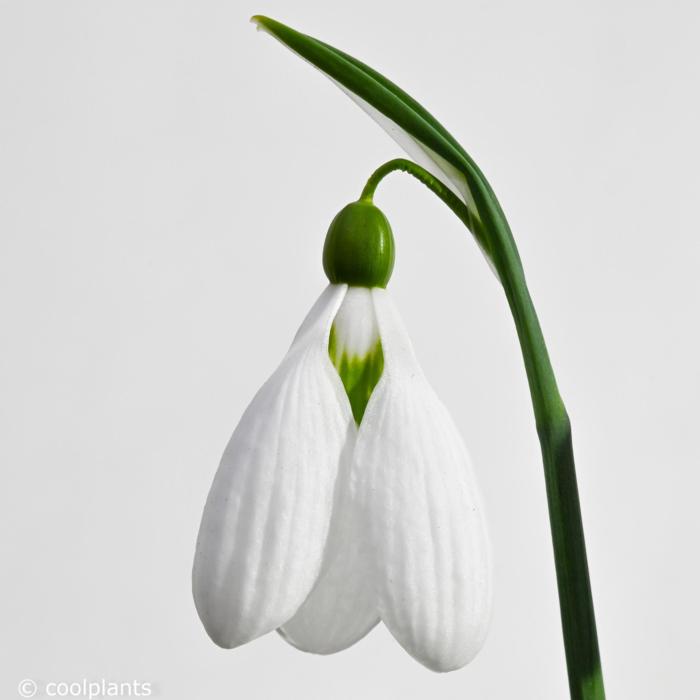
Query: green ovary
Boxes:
[{"xmin": 329, "ymin": 324, "xmax": 383, "ymax": 425}]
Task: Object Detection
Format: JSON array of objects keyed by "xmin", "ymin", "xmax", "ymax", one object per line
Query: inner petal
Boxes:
[{"xmin": 328, "ymin": 286, "xmax": 383, "ymax": 425}]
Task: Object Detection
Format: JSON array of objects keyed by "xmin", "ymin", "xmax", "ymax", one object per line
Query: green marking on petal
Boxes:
[{"xmin": 329, "ymin": 323, "xmax": 383, "ymax": 425}]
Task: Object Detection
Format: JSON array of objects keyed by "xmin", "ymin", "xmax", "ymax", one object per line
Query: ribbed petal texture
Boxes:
[
  {"xmin": 352, "ymin": 288, "xmax": 492, "ymax": 672},
  {"xmin": 192, "ymin": 284, "xmax": 352, "ymax": 648},
  {"xmin": 279, "ymin": 428, "xmax": 379, "ymax": 653}
]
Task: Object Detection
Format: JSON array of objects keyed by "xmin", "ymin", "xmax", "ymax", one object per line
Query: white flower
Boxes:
[{"xmin": 192, "ymin": 281, "xmax": 492, "ymax": 672}]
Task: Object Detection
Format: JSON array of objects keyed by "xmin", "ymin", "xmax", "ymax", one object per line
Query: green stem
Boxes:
[
  {"xmin": 360, "ymin": 158, "xmax": 484, "ymax": 244},
  {"xmin": 363, "ymin": 159, "xmax": 605, "ymax": 700}
]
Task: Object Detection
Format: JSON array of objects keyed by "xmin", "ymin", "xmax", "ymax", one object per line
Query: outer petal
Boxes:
[
  {"xmin": 192, "ymin": 284, "xmax": 353, "ymax": 648},
  {"xmin": 353, "ymin": 288, "xmax": 492, "ymax": 672},
  {"xmin": 280, "ymin": 289, "xmax": 380, "ymax": 653},
  {"xmin": 279, "ymin": 430, "xmax": 379, "ymax": 653}
]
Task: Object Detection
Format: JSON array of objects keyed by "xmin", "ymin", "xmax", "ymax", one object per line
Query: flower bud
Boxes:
[{"xmin": 322, "ymin": 201, "xmax": 395, "ymax": 288}]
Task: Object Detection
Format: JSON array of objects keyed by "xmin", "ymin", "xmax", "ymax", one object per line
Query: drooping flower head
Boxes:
[{"xmin": 193, "ymin": 200, "xmax": 492, "ymax": 672}]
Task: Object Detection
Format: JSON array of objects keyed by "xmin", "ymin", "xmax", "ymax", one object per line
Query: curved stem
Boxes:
[
  {"xmin": 360, "ymin": 158, "xmax": 491, "ymax": 258},
  {"xmin": 364, "ymin": 160, "xmax": 605, "ymax": 700}
]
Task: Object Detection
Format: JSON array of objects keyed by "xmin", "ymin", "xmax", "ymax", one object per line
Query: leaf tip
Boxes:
[{"xmin": 250, "ymin": 15, "xmax": 273, "ymax": 33}]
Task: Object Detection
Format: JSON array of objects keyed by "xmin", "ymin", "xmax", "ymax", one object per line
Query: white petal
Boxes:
[
  {"xmin": 192, "ymin": 284, "xmax": 353, "ymax": 648},
  {"xmin": 353, "ymin": 288, "xmax": 492, "ymax": 672},
  {"xmin": 279, "ymin": 430, "xmax": 379, "ymax": 653},
  {"xmin": 329, "ymin": 286, "xmax": 380, "ymax": 359}
]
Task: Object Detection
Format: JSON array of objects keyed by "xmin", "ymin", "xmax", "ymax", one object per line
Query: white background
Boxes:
[{"xmin": 1, "ymin": 1, "xmax": 698, "ymax": 699}]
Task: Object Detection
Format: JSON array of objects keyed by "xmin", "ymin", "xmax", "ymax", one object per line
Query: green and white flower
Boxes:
[{"xmin": 193, "ymin": 202, "xmax": 492, "ymax": 673}]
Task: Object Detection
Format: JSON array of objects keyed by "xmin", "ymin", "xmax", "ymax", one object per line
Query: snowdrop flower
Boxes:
[{"xmin": 193, "ymin": 200, "xmax": 492, "ymax": 672}]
